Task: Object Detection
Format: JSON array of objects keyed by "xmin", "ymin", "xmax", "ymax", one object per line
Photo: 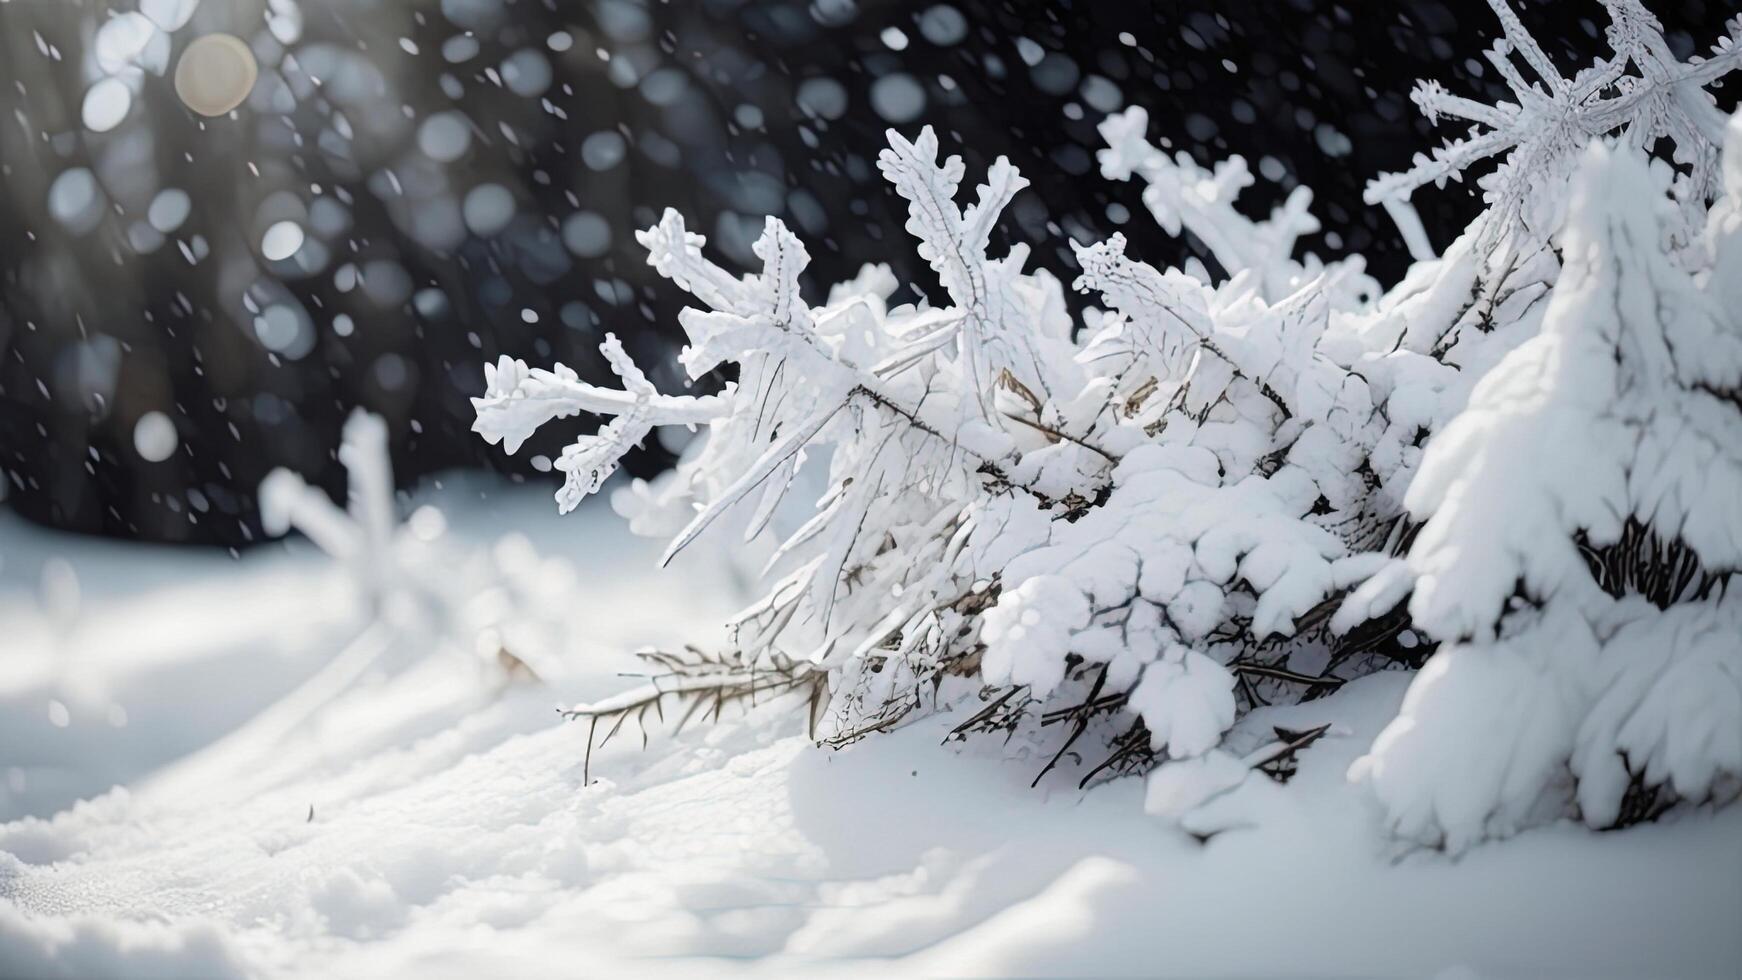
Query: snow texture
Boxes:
[{"xmin": 2, "ymin": 513, "xmax": 1738, "ymax": 977}]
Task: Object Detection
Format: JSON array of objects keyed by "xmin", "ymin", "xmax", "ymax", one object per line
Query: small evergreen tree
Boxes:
[{"xmin": 1349, "ymin": 136, "xmax": 1742, "ymax": 852}]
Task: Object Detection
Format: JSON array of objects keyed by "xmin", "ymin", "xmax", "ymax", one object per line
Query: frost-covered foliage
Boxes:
[
  {"xmin": 1094, "ymin": 104, "xmax": 1363, "ymax": 301},
  {"xmin": 1366, "ymin": 0, "xmax": 1742, "ymax": 250},
  {"xmin": 476, "ymin": 109, "xmax": 1412, "ymax": 776},
  {"xmin": 475, "ymin": 1, "xmax": 1741, "ymax": 847},
  {"xmin": 478, "ymin": 127, "xmax": 1099, "ymax": 746}
]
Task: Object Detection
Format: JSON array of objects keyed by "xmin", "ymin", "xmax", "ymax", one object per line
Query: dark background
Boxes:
[{"xmin": 1, "ymin": 0, "xmax": 1735, "ymax": 548}]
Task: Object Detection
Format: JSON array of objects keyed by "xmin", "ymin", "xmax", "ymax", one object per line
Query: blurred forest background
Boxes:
[{"xmin": 1, "ymin": 0, "xmax": 1735, "ymax": 547}]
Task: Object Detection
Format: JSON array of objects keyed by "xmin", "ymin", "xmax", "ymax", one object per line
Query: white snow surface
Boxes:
[{"xmin": 2, "ymin": 481, "xmax": 1739, "ymax": 979}]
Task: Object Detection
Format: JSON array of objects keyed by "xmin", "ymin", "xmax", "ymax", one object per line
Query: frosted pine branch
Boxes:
[
  {"xmin": 1366, "ymin": 0, "xmax": 1742, "ymax": 245},
  {"xmin": 472, "ymin": 350, "xmax": 726, "ymax": 454},
  {"xmin": 1095, "ymin": 105, "xmax": 1336, "ymax": 301},
  {"xmin": 876, "ymin": 126, "xmax": 1073, "ymax": 413},
  {"xmin": 472, "ymin": 339, "xmax": 729, "ymax": 513}
]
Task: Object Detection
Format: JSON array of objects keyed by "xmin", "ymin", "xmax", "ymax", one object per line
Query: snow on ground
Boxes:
[{"xmin": 2, "ymin": 480, "xmax": 1739, "ymax": 979}]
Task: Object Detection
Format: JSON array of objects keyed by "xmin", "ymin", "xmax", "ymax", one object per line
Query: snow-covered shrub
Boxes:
[
  {"xmin": 260, "ymin": 409, "xmax": 571, "ymax": 679},
  {"xmin": 474, "ymin": 0, "xmax": 1741, "ymax": 843},
  {"xmin": 475, "ymin": 109, "xmax": 1418, "ymax": 782}
]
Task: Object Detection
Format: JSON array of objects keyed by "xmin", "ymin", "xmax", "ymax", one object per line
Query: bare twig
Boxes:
[
  {"xmin": 1245, "ymin": 723, "xmax": 1333, "ymax": 783},
  {"xmin": 561, "ymin": 646, "xmax": 826, "ymax": 783}
]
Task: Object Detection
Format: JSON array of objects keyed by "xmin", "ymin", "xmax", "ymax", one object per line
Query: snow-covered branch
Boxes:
[{"xmin": 1366, "ymin": 0, "xmax": 1742, "ymax": 247}]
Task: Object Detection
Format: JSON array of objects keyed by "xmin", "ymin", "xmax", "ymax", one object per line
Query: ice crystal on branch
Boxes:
[{"xmin": 1366, "ymin": 0, "xmax": 1742, "ymax": 247}]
